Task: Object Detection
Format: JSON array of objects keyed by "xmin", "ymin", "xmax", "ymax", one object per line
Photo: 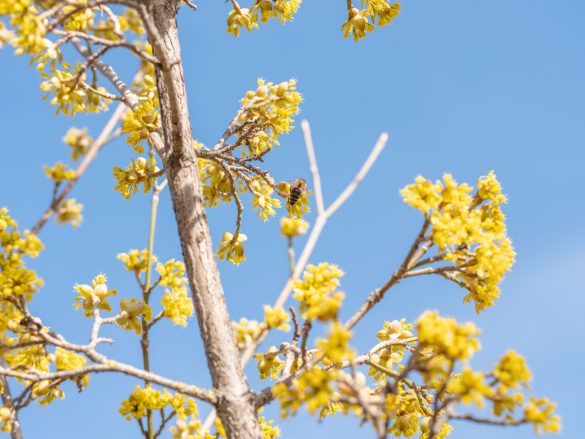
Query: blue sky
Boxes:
[{"xmin": 1, "ymin": 1, "xmax": 584, "ymax": 438}]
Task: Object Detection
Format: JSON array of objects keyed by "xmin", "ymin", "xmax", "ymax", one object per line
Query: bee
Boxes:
[{"xmin": 287, "ymin": 178, "xmax": 307, "ymax": 207}]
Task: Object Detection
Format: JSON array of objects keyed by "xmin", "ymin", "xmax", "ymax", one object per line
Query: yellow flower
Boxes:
[
  {"xmin": 55, "ymin": 198, "xmax": 83, "ymax": 228},
  {"xmin": 217, "ymin": 232, "xmax": 247, "ymax": 265},
  {"xmin": 161, "ymin": 287, "xmax": 194, "ymax": 326},
  {"xmin": 254, "ymin": 346, "xmax": 284, "ymax": 380},
  {"xmin": 342, "ymin": 8, "xmax": 374, "ymax": 42},
  {"xmin": 523, "ymin": 397, "xmax": 561, "ymax": 434},
  {"xmin": 119, "ymin": 386, "xmax": 172, "ymax": 420},
  {"xmin": 43, "ymin": 162, "xmax": 76, "ymax": 184},
  {"xmin": 263, "ymin": 305, "xmax": 290, "ymax": 331},
  {"xmin": 367, "ymin": 1, "xmax": 401, "ymax": 27},
  {"xmin": 416, "ymin": 311, "xmax": 480, "ymax": 361},
  {"xmin": 118, "ymin": 249, "xmax": 157, "ymax": 273},
  {"xmin": 232, "ymin": 318, "xmax": 263, "ymax": 351},
  {"xmin": 251, "ymin": 179, "xmax": 281, "ymax": 221},
  {"xmin": 293, "ymin": 263, "xmax": 345, "ymax": 321},
  {"xmin": 447, "ymin": 367, "xmax": 494, "ymax": 407},
  {"xmin": 239, "ymin": 79, "xmax": 303, "ymax": 156},
  {"xmin": 493, "ymin": 350, "xmax": 532, "ymax": 390},
  {"xmin": 280, "ymin": 217, "xmax": 309, "ymax": 237},
  {"xmin": 400, "ymin": 175, "xmax": 442, "ymax": 215},
  {"xmin": 274, "ymin": 366, "xmax": 338, "ymax": 417},
  {"xmin": 273, "ymin": 0, "xmax": 302, "ymax": 23},
  {"xmin": 118, "ymin": 298, "xmax": 151, "ymax": 334},
  {"xmin": 156, "ymin": 259, "xmax": 187, "ymax": 291},
  {"xmin": 317, "ymin": 323, "xmax": 354, "ymax": 364},
  {"xmin": 112, "ymin": 156, "xmax": 159, "ymax": 199},
  {"xmin": 122, "ymin": 95, "xmax": 160, "ymax": 153},
  {"xmin": 227, "ymin": 7, "xmax": 259, "ymax": 37},
  {"xmin": 63, "ymin": 127, "xmax": 93, "ymax": 161},
  {"xmin": 73, "ymin": 274, "xmax": 117, "ymax": 317},
  {"xmin": 54, "ymin": 347, "xmax": 89, "ymax": 388}
]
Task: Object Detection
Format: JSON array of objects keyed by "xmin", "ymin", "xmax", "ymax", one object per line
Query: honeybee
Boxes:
[{"xmin": 287, "ymin": 178, "xmax": 307, "ymax": 207}]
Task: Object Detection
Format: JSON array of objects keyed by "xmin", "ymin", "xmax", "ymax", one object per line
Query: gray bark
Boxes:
[{"xmin": 146, "ymin": 2, "xmax": 261, "ymax": 438}]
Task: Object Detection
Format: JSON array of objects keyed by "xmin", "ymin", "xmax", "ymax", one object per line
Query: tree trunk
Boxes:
[{"xmin": 147, "ymin": 2, "xmax": 261, "ymax": 438}]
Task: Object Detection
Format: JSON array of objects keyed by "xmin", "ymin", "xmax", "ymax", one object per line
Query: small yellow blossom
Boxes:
[
  {"xmin": 118, "ymin": 249, "xmax": 157, "ymax": 273},
  {"xmin": 447, "ymin": 367, "xmax": 494, "ymax": 407},
  {"xmin": 112, "ymin": 157, "xmax": 159, "ymax": 199},
  {"xmin": 227, "ymin": 7, "xmax": 258, "ymax": 37},
  {"xmin": 161, "ymin": 287, "xmax": 194, "ymax": 326},
  {"xmin": 156, "ymin": 259, "xmax": 187, "ymax": 291},
  {"xmin": 54, "ymin": 346, "xmax": 89, "ymax": 388},
  {"xmin": 263, "ymin": 305, "xmax": 290, "ymax": 331},
  {"xmin": 493, "ymin": 350, "xmax": 532, "ymax": 390},
  {"xmin": 122, "ymin": 95, "xmax": 160, "ymax": 153},
  {"xmin": 255, "ymin": 346, "xmax": 284, "ymax": 380},
  {"xmin": 342, "ymin": 8, "xmax": 374, "ymax": 42},
  {"xmin": 416, "ymin": 311, "xmax": 480, "ymax": 361},
  {"xmin": 217, "ymin": 232, "xmax": 247, "ymax": 265},
  {"xmin": 73, "ymin": 274, "xmax": 117, "ymax": 317},
  {"xmin": 523, "ymin": 397, "xmax": 561, "ymax": 434},
  {"xmin": 43, "ymin": 162, "xmax": 76, "ymax": 184},
  {"xmin": 118, "ymin": 298, "xmax": 151, "ymax": 334},
  {"xmin": 293, "ymin": 263, "xmax": 345, "ymax": 321},
  {"xmin": 55, "ymin": 198, "xmax": 83, "ymax": 228},
  {"xmin": 280, "ymin": 217, "xmax": 309, "ymax": 237},
  {"xmin": 274, "ymin": 366, "xmax": 338, "ymax": 417},
  {"xmin": 232, "ymin": 318, "xmax": 263, "ymax": 351},
  {"xmin": 317, "ymin": 323, "xmax": 354, "ymax": 364},
  {"xmin": 63, "ymin": 127, "xmax": 93, "ymax": 161}
]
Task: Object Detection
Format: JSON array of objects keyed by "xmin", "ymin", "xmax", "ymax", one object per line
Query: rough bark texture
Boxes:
[{"xmin": 147, "ymin": 2, "xmax": 261, "ymax": 438}]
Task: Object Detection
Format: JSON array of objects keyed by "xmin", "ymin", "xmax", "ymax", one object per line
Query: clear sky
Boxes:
[{"xmin": 1, "ymin": 1, "xmax": 584, "ymax": 438}]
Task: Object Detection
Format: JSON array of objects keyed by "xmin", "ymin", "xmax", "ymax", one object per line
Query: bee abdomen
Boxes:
[{"xmin": 288, "ymin": 188, "xmax": 302, "ymax": 207}]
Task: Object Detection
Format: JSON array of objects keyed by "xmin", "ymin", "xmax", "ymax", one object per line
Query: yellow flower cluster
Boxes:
[
  {"xmin": 118, "ymin": 298, "xmax": 151, "ymax": 334},
  {"xmin": 342, "ymin": 1, "xmax": 400, "ymax": 42},
  {"xmin": 119, "ymin": 386, "xmax": 197, "ymax": 421},
  {"xmin": 118, "ymin": 249, "xmax": 157, "ymax": 273},
  {"xmin": 94, "ymin": 8, "xmax": 145, "ymax": 40},
  {"xmin": 293, "ymin": 263, "xmax": 345, "ymax": 321},
  {"xmin": 493, "ymin": 350, "xmax": 532, "ymax": 391},
  {"xmin": 227, "ymin": 0, "xmax": 302, "ymax": 36},
  {"xmin": 401, "ymin": 172, "xmax": 516, "ymax": 312},
  {"xmin": 417, "ymin": 310, "xmax": 480, "ymax": 362},
  {"xmin": 385, "ymin": 384, "xmax": 442, "ymax": 439},
  {"xmin": 524, "ymin": 397, "xmax": 561, "ymax": 434},
  {"xmin": 122, "ymin": 94, "xmax": 160, "ymax": 153},
  {"xmin": 316, "ymin": 323, "xmax": 354, "ymax": 364},
  {"xmin": 155, "ymin": 259, "xmax": 193, "ymax": 326},
  {"xmin": 217, "ymin": 232, "xmax": 248, "ymax": 265},
  {"xmin": 200, "ymin": 159, "xmax": 235, "ymax": 207},
  {"xmin": 0, "ymin": 209, "xmax": 43, "ymax": 307},
  {"xmin": 280, "ymin": 217, "xmax": 309, "ymax": 237},
  {"xmin": 263, "ymin": 305, "xmax": 290, "ymax": 331},
  {"xmin": 73, "ymin": 274, "xmax": 117, "ymax": 317},
  {"xmin": 0, "ymin": 0, "xmax": 55, "ymax": 60},
  {"xmin": 255, "ymin": 346, "xmax": 284, "ymax": 380},
  {"xmin": 54, "ymin": 346, "xmax": 89, "ymax": 388},
  {"xmin": 40, "ymin": 63, "xmax": 110, "ymax": 115},
  {"xmin": 232, "ymin": 318, "xmax": 263, "ymax": 351},
  {"xmin": 55, "ymin": 198, "xmax": 83, "ymax": 228},
  {"xmin": 369, "ymin": 319, "xmax": 414, "ymax": 380},
  {"xmin": 161, "ymin": 287, "xmax": 194, "ymax": 326},
  {"xmin": 112, "ymin": 156, "xmax": 159, "ymax": 199},
  {"xmin": 277, "ymin": 181, "xmax": 311, "ymax": 219},
  {"xmin": 63, "ymin": 127, "xmax": 93, "ymax": 161},
  {"xmin": 62, "ymin": 4, "xmax": 95, "ymax": 32},
  {"xmin": 251, "ymin": 178, "xmax": 281, "ymax": 221},
  {"xmin": 274, "ymin": 367, "xmax": 338, "ymax": 417},
  {"xmin": 43, "ymin": 162, "xmax": 76, "ymax": 184},
  {"xmin": 239, "ymin": 79, "xmax": 302, "ymax": 156}
]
